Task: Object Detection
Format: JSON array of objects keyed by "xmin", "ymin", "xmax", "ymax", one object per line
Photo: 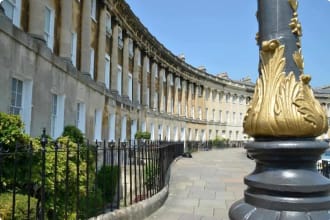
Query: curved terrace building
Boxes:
[{"xmin": 0, "ymin": 0, "xmax": 329, "ymax": 141}]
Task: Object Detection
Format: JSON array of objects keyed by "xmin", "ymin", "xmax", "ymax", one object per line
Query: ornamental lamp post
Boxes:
[{"xmin": 229, "ymin": 0, "xmax": 330, "ymax": 219}]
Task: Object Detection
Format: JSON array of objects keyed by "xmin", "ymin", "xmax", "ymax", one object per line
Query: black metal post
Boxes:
[
  {"xmin": 133, "ymin": 141, "xmax": 138, "ymax": 201},
  {"xmin": 141, "ymin": 141, "xmax": 146, "ymax": 200},
  {"xmin": 129, "ymin": 141, "xmax": 133, "ymax": 205},
  {"xmin": 64, "ymin": 140, "xmax": 70, "ymax": 220},
  {"xmin": 138, "ymin": 140, "xmax": 142, "ymax": 201},
  {"xmin": 76, "ymin": 142, "xmax": 80, "ymax": 219},
  {"xmin": 27, "ymin": 141, "xmax": 33, "ymax": 220},
  {"xmin": 116, "ymin": 140, "xmax": 121, "ymax": 209},
  {"xmin": 124, "ymin": 141, "xmax": 127, "ymax": 207},
  {"xmin": 110, "ymin": 141, "xmax": 114, "ymax": 210},
  {"xmin": 40, "ymin": 128, "xmax": 47, "ymax": 220},
  {"xmin": 53, "ymin": 142, "xmax": 58, "ymax": 220},
  {"xmin": 11, "ymin": 143, "xmax": 18, "ymax": 220},
  {"xmin": 85, "ymin": 140, "xmax": 90, "ymax": 216}
]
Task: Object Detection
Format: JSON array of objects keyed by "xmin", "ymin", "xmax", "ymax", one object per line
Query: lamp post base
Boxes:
[
  {"xmin": 229, "ymin": 139, "xmax": 330, "ymax": 220},
  {"xmin": 229, "ymin": 199, "xmax": 330, "ymax": 220}
]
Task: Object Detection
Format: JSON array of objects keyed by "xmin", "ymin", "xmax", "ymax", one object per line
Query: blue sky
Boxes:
[{"xmin": 125, "ymin": 0, "xmax": 330, "ymax": 88}]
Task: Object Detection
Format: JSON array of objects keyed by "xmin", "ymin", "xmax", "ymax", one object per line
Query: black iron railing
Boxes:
[
  {"xmin": 0, "ymin": 134, "xmax": 183, "ymax": 219},
  {"xmin": 317, "ymin": 160, "xmax": 330, "ymax": 178}
]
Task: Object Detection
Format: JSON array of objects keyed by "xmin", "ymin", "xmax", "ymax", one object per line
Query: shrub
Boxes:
[
  {"xmin": 0, "ymin": 112, "xmax": 29, "ymax": 148},
  {"xmin": 0, "ymin": 193, "xmax": 38, "ymax": 219},
  {"xmin": 211, "ymin": 136, "xmax": 226, "ymax": 148},
  {"xmin": 144, "ymin": 164, "xmax": 159, "ymax": 190},
  {"xmin": 135, "ymin": 131, "xmax": 151, "ymax": 140},
  {"xmin": 62, "ymin": 125, "xmax": 84, "ymax": 144},
  {"xmin": 96, "ymin": 165, "xmax": 119, "ymax": 203}
]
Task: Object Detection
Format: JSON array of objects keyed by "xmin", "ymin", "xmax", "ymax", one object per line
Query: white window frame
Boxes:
[
  {"xmin": 141, "ymin": 121, "xmax": 146, "ymax": 132},
  {"xmin": 117, "ymin": 65, "xmax": 122, "ymax": 95},
  {"xmin": 105, "ymin": 54, "xmax": 111, "ymax": 89},
  {"xmin": 109, "ymin": 114, "xmax": 116, "ymax": 142},
  {"xmin": 94, "ymin": 109, "xmax": 102, "ymax": 141},
  {"xmin": 154, "ymin": 65, "xmax": 158, "ymax": 78},
  {"xmin": 121, "ymin": 116, "xmax": 127, "ymax": 141},
  {"xmin": 51, "ymin": 94, "xmax": 65, "ymax": 139},
  {"xmin": 205, "ymin": 108, "xmax": 208, "ymax": 121},
  {"xmin": 90, "ymin": 48, "xmax": 95, "ymax": 79},
  {"xmin": 10, "ymin": 78, "xmax": 33, "ymax": 134},
  {"xmin": 146, "ymin": 58, "xmax": 150, "ymax": 73},
  {"xmin": 158, "ymin": 124, "xmax": 163, "ymax": 140},
  {"xmin": 71, "ymin": 32, "xmax": 77, "ymax": 66},
  {"xmin": 106, "ymin": 12, "xmax": 112, "ymax": 35},
  {"xmin": 2, "ymin": 0, "xmax": 21, "ymax": 27},
  {"xmin": 146, "ymin": 88, "xmax": 150, "ymax": 107},
  {"xmin": 137, "ymin": 51, "xmax": 141, "ymax": 66},
  {"xmin": 90, "ymin": 0, "xmax": 96, "ymax": 21},
  {"xmin": 173, "ymin": 127, "xmax": 178, "ymax": 141},
  {"xmin": 10, "ymin": 78, "xmax": 23, "ymax": 115},
  {"xmin": 150, "ymin": 123, "xmax": 155, "ymax": 140},
  {"xmin": 219, "ymin": 110, "xmax": 222, "ymax": 122},
  {"xmin": 44, "ymin": 6, "xmax": 55, "ymax": 50},
  {"xmin": 128, "ymin": 39, "xmax": 134, "ymax": 58},
  {"xmin": 233, "ymin": 112, "xmax": 236, "ymax": 124},
  {"xmin": 154, "ymin": 91, "xmax": 158, "ymax": 110},
  {"xmin": 137, "ymin": 82, "xmax": 141, "ymax": 104},
  {"xmin": 128, "ymin": 73, "xmax": 133, "ymax": 100},
  {"xmin": 180, "ymin": 127, "xmax": 185, "ymax": 142},
  {"xmin": 118, "ymin": 27, "xmax": 123, "ymax": 49},
  {"xmin": 131, "ymin": 119, "xmax": 137, "ymax": 141},
  {"xmin": 76, "ymin": 102, "xmax": 86, "ymax": 134}
]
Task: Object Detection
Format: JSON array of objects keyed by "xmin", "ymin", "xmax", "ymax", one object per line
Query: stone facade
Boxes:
[{"xmin": 0, "ymin": 0, "xmax": 329, "ymax": 141}]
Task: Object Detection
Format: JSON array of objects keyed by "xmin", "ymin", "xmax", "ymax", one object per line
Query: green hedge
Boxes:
[
  {"xmin": 0, "ymin": 193, "xmax": 38, "ymax": 220},
  {"xmin": 135, "ymin": 131, "xmax": 151, "ymax": 140}
]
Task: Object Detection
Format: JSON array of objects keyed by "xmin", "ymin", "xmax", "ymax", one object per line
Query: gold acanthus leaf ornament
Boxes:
[
  {"xmin": 289, "ymin": 17, "xmax": 302, "ymax": 36},
  {"xmin": 288, "ymin": 0, "xmax": 298, "ymax": 11},
  {"xmin": 243, "ymin": 43, "xmax": 328, "ymax": 137},
  {"xmin": 293, "ymin": 49, "xmax": 304, "ymax": 73}
]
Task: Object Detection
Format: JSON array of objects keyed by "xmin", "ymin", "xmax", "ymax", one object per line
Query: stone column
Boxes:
[
  {"xmin": 181, "ymin": 80, "xmax": 187, "ymax": 117},
  {"xmin": 96, "ymin": 5, "xmax": 106, "ymax": 85},
  {"xmin": 28, "ymin": 0, "xmax": 45, "ymax": 41},
  {"xmin": 159, "ymin": 68, "xmax": 165, "ymax": 113},
  {"xmin": 133, "ymin": 47, "xmax": 141, "ymax": 105},
  {"xmin": 202, "ymin": 87, "xmax": 207, "ymax": 120},
  {"xmin": 187, "ymin": 83, "xmax": 193, "ymax": 118},
  {"xmin": 110, "ymin": 24, "xmax": 119, "ymax": 92},
  {"xmin": 166, "ymin": 73, "xmax": 173, "ymax": 113},
  {"xmin": 150, "ymin": 62, "xmax": 157, "ymax": 110},
  {"xmin": 174, "ymin": 77, "xmax": 180, "ymax": 115},
  {"xmin": 122, "ymin": 37, "xmax": 130, "ymax": 99},
  {"xmin": 142, "ymin": 55, "xmax": 149, "ymax": 107},
  {"xmin": 80, "ymin": 0, "xmax": 91, "ymax": 74},
  {"xmin": 59, "ymin": 0, "xmax": 72, "ymax": 59},
  {"xmin": 194, "ymin": 85, "xmax": 199, "ymax": 119}
]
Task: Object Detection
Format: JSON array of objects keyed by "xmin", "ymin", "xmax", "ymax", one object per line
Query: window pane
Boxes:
[
  {"xmin": 2, "ymin": 0, "xmax": 15, "ymax": 21},
  {"xmin": 52, "ymin": 94, "xmax": 57, "ymax": 115},
  {"xmin": 44, "ymin": 8, "xmax": 51, "ymax": 33}
]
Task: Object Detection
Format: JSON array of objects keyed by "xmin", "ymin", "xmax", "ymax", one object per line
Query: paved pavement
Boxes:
[{"xmin": 145, "ymin": 148, "xmax": 255, "ymax": 220}]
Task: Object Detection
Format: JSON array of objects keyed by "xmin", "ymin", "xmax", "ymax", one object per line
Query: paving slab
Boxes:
[{"xmin": 145, "ymin": 148, "xmax": 255, "ymax": 220}]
